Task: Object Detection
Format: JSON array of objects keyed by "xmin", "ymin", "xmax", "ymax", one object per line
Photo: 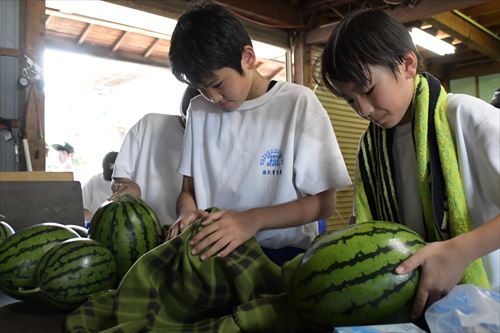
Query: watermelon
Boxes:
[
  {"xmin": 0, "ymin": 222, "xmax": 80, "ymax": 300},
  {"xmin": 18, "ymin": 238, "xmax": 117, "ymax": 310},
  {"xmin": 88, "ymin": 194, "xmax": 162, "ymax": 280},
  {"xmin": 0, "ymin": 221, "xmax": 15, "ymax": 243},
  {"xmin": 289, "ymin": 222, "xmax": 426, "ymax": 329}
]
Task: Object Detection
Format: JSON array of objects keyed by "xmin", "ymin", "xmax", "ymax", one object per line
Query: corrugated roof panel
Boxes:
[
  {"xmin": 0, "ymin": 57, "xmax": 19, "ymax": 171},
  {"xmin": 311, "ymin": 47, "xmax": 368, "ymax": 231},
  {"xmin": 0, "ymin": 0, "xmax": 19, "ymax": 49}
]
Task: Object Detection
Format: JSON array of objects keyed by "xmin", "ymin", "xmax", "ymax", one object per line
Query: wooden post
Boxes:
[{"xmin": 19, "ymin": 0, "xmax": 46, "ymax": 171}]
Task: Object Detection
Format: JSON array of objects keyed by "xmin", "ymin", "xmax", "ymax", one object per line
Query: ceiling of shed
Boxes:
[{"xmin": 45, "ymin": 0, "xmax": 500, "ymax": 82}]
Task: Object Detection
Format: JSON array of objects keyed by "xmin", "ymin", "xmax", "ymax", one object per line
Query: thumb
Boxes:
[{"xmin": 395, "ymin": 251, "xmax": 423, "ymax": 275}]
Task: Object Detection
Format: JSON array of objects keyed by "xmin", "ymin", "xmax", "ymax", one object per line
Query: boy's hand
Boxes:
[
  {"xmin": 189, "ymin": 209, "xmax": 259, "ymax": 261},
  {"xmin": 109, "ymin": 179, "xmax": 141, "ymax": 200},
  {"xmin": 166, "ymin": 209, "xmax": 208, "ymax": 240},
  {"xmin": 395, "ymin": 239, "xmax": 468, "ymax": 319}
]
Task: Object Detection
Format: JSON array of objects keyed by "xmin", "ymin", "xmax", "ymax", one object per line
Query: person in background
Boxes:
[
  {"xmin": 51, "ymin": 142, "xmax": 75, "ymax": 171},
  {"xmin": 82, "ymin": 151, "xmax": 117, "ymax": 222},
  {"xmin": 491, "ymin": 88, "xmax": 500, "ymax": 108},
  {"xmin": 166, "ymin": 2, "xmax": 351, "ymax": 266},
  {"xmin": 320, "ymin": 8, "xmax": 499, "ymax": 318},
  {"xmin": 110, "ymin": 87, "xmax": 200, "ymax": 227}
]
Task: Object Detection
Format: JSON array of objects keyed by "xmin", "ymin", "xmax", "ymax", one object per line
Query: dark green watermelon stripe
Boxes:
[
  {"xmin": 336, "ymin": 273, "xmax": 416, "ymax": 316},
  {"xmin": 299, "ymin": 262, "xmax": 413, "ymax": 304},
  {"xmin": 0, "ymin": 229, "xmax": 77, "ymax": 264},
  {"xmin": 122, "ymin": 204, "xmax": 140, "ymax": 261},
  {"xmin": 43, "ymin": 274, "xmax": 116, "ymax": 296},
  {"xmin": 130, "ymin": 202, "xmax": 159, "ymax": 248},
  {"xmin": 312, "ymin": 227, "xmax": 423, "ymax": 253},
  {"xmin": 42, "ymin": 257, "xmax": 115, "ymax": 284},
  {"xmin": 296, "ymin": 238, "xmax": 425, "ymax": 288},
  {"xmin": 44, "ymin": 244, "xmax": 109, "ymax": 271}
]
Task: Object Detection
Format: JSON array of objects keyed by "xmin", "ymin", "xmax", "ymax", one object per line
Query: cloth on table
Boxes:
[{"xmin": 65, "ymin": 209, "xmax": 304, "ymax": 332}]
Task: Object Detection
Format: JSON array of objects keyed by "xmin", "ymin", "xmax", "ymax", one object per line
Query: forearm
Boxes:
[
  {"xmin": 176, "ymin": 190, "xmax": 197, "ymax": 216},
  {"xmin": 451, "ymin": 215, "xmax": 500, "ymax": 263},
  {"xmin": 246, "ymin": 188, "xmax": 336, "ymax": 231},
  {"xmin": 176, "ymin": 176, "xmax": 198, "ymax": 216}
]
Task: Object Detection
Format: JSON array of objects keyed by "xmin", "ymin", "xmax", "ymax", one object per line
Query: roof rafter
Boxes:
[
  {"xmin": 304, "ymin": 0, "xmax": 490, "ymax": 44},
  {"xmin": 426, "ymin": 11, "xmax": 500, "ymax": 61}
]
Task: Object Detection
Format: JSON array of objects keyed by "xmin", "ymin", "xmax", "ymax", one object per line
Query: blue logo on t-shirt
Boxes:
[{"xmin": 259, "ymin": 148, "xmax": 283, "ymax": 176}]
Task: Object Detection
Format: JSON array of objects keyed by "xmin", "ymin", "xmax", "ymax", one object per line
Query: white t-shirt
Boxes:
[
  {"xmin": 113, "ymin": 113, "xmax": 185, "ymax": 226},
  {"xmin": 82, "ymin": 173, "xmax": 112, "ymax": 214},
  {"xmin": 179, "ymin": 81, "xmax": 351, "ymax": 249},
  {"xmin": 392, "ymin": 93, "xmax": 500, "ymax": 290}
]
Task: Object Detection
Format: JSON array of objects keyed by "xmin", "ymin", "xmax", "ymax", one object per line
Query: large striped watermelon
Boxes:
[
  {"xmin": 18, "ymin": 238, "xmax": 117, "ymax": 310},
  {"xmin": 0, "ymin": 221, "xmax": 15, "ymax": 243},
  {"xmin": 88, "ymin": 194, "xmax": 162, "ymax": 280},
  {"xmin": 0, "ymin": 222, "xmax": 80, "ymax": 300},
  {"xmin": 289, "ymin": 222, "xmax": 426, "ymax": 329}
]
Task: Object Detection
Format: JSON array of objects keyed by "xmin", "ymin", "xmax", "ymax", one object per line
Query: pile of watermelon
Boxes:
[{"xmin": 0, "ymin": 194, "xmax": 162, "ymax": 310}]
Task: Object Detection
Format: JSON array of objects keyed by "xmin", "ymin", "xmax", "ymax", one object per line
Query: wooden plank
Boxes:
[
  {"xmin": 46, "ymin": 9, "xmax": 171, "ymax": 40},
  {"xmin": 388, "ymin": 0, "xmax": 490, "ymax": 23},
  {"xmin": 45, "ymin": 36, "xmax": 169, "ymax": 68},
  {"xmin": 0, "ymin": 172, "xmax": 73, "ymax": 181},
  {"xmin": 427, "ymin": 11, "xmax": 500, "ymax": 61},
  {"xmin": 20, "ymin": 0, "xmax": 46, "ymax": 172},
  {"xmin": 304, "ymin": 0, "xmax": 490, "ymax": 45},
  {"xmin": 0, "ymin": 47, "xmax": 20, "ymax": 57},
  {"xmin": 112, "ymin": 31, "xmax": 129, "ymax": 52},
  {"xmin": 77, "ymin": 23, "xmax": 93, "ymax": 45},
  {"xmin": 143, "ymin": 38, "xmax": 161, "ymax": 58},
  {"xmin": 218, "ymin": 0, "xmax": 300, "ymax": 27}
]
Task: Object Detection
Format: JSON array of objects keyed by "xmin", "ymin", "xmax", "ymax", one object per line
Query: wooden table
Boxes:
[{"xmin": 0, "ymin": 291, "xmax": 68, "ymax": 333}]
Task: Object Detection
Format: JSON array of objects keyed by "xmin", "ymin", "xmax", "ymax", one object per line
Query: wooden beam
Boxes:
[
  {"xmin": 304, "ymin": 0, "xmax": 490, "ymax": 45},
  {"xmin": 388, "ymin": 0, "xmax": 489, "ymax": 24},
  {"xmin": 45, "ymin": 14, "xmax": 54, "ymax": 27},
  {"xmin": 217, "ymin": 0, "xmax": 300, "ymax": 27},
  {"xmin": 305, "ymin": 23, "xmax": 337, "ymax": 45},
  {"xmin": 143, "ymin": 38, "xmax": 161, "ymax": 58},
  {"xmin": 103, "ymin": 0, "xmax": 289, "ymax": 48},
  {"xmin": 45, "ymin": 9, "xmax": 171, "ymax": 40},
  {"xmin": 427, "ymin": 11, "xmax": 500, "ymax": 61},
  {"xmin": 265, "ymin": 66, "xmax": 283, "ymax": 80},
  {"xmin": 20, "ymin": 0, "xmax": 46, "ymax": 171},
  {"xmin": 112, "ymin": 31, "xmax": 129, "ymax": 53},
  {"xmin": 77, "ymin": 23, "xmax": 94, "ymax": 45},
  {"xmin": 0, "ymin": 47, "xmax": 20, "ymax": 57},
  {"xmin": 446, "ymin": 59, "xmax": 500, "ymax": 79},
  {"xmin": 45, "ymin": 36, "xmax": 169, "ymax": 68}
]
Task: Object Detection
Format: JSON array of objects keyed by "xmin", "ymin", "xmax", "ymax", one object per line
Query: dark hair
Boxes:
[
  {"xmin": 181, "ymin": 86, "xmax": 201, "ymax": 116},
  {"xmin": 169, "ymin": 1, "xmax": 252, "ymax": 87},
  {"xmin": 491, "ymin": 88, "xmax": 500, "ymax": 108},
  {"xmin": 320, "ymin": 9, "xmax": 420, "ymax": 95},
  {"xmin": 102, "ymin": 151, "xmax": 118, "ymax": 181}
]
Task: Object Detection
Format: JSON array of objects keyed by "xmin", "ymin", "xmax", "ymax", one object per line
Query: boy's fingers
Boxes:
[
  {"xmin": 396, "ymin": 251, "xmax": 423, "ymax": 275},
  {"xmin": 200, "ymin": 235, "xmax": 232, "ymax": 260},
  {"xmin": 202, "ymin": 212, "xmax": 222, "ymax": 224},
  {"xmin": 217, "ymin": 240, "xmax": 239, "ymax": 258},
  {"xmin": 190, "ymin": 224, "xmax": 219, "ymax": 249},
  {"xmin": 411, "ymin": 283, "xmax": 429, "ymax": 319}
]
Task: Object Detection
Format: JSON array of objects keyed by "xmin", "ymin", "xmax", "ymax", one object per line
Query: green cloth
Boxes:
[
  {"xmin": 354, "ymin": 73, "xmax": 489, "ymax": 288},
  {"xmin": 65, "ymin": 209, "xmax": 304, "ymax": 333}
]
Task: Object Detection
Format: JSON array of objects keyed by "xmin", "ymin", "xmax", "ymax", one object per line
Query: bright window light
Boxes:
[{"xmin": 409, "ymin": 27, "xmax": 456, "ymax": 56}]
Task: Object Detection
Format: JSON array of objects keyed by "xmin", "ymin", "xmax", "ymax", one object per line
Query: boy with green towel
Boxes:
[{"xmin": 320, "ymin": 8, "xmax": 499, "ymax": 318}]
